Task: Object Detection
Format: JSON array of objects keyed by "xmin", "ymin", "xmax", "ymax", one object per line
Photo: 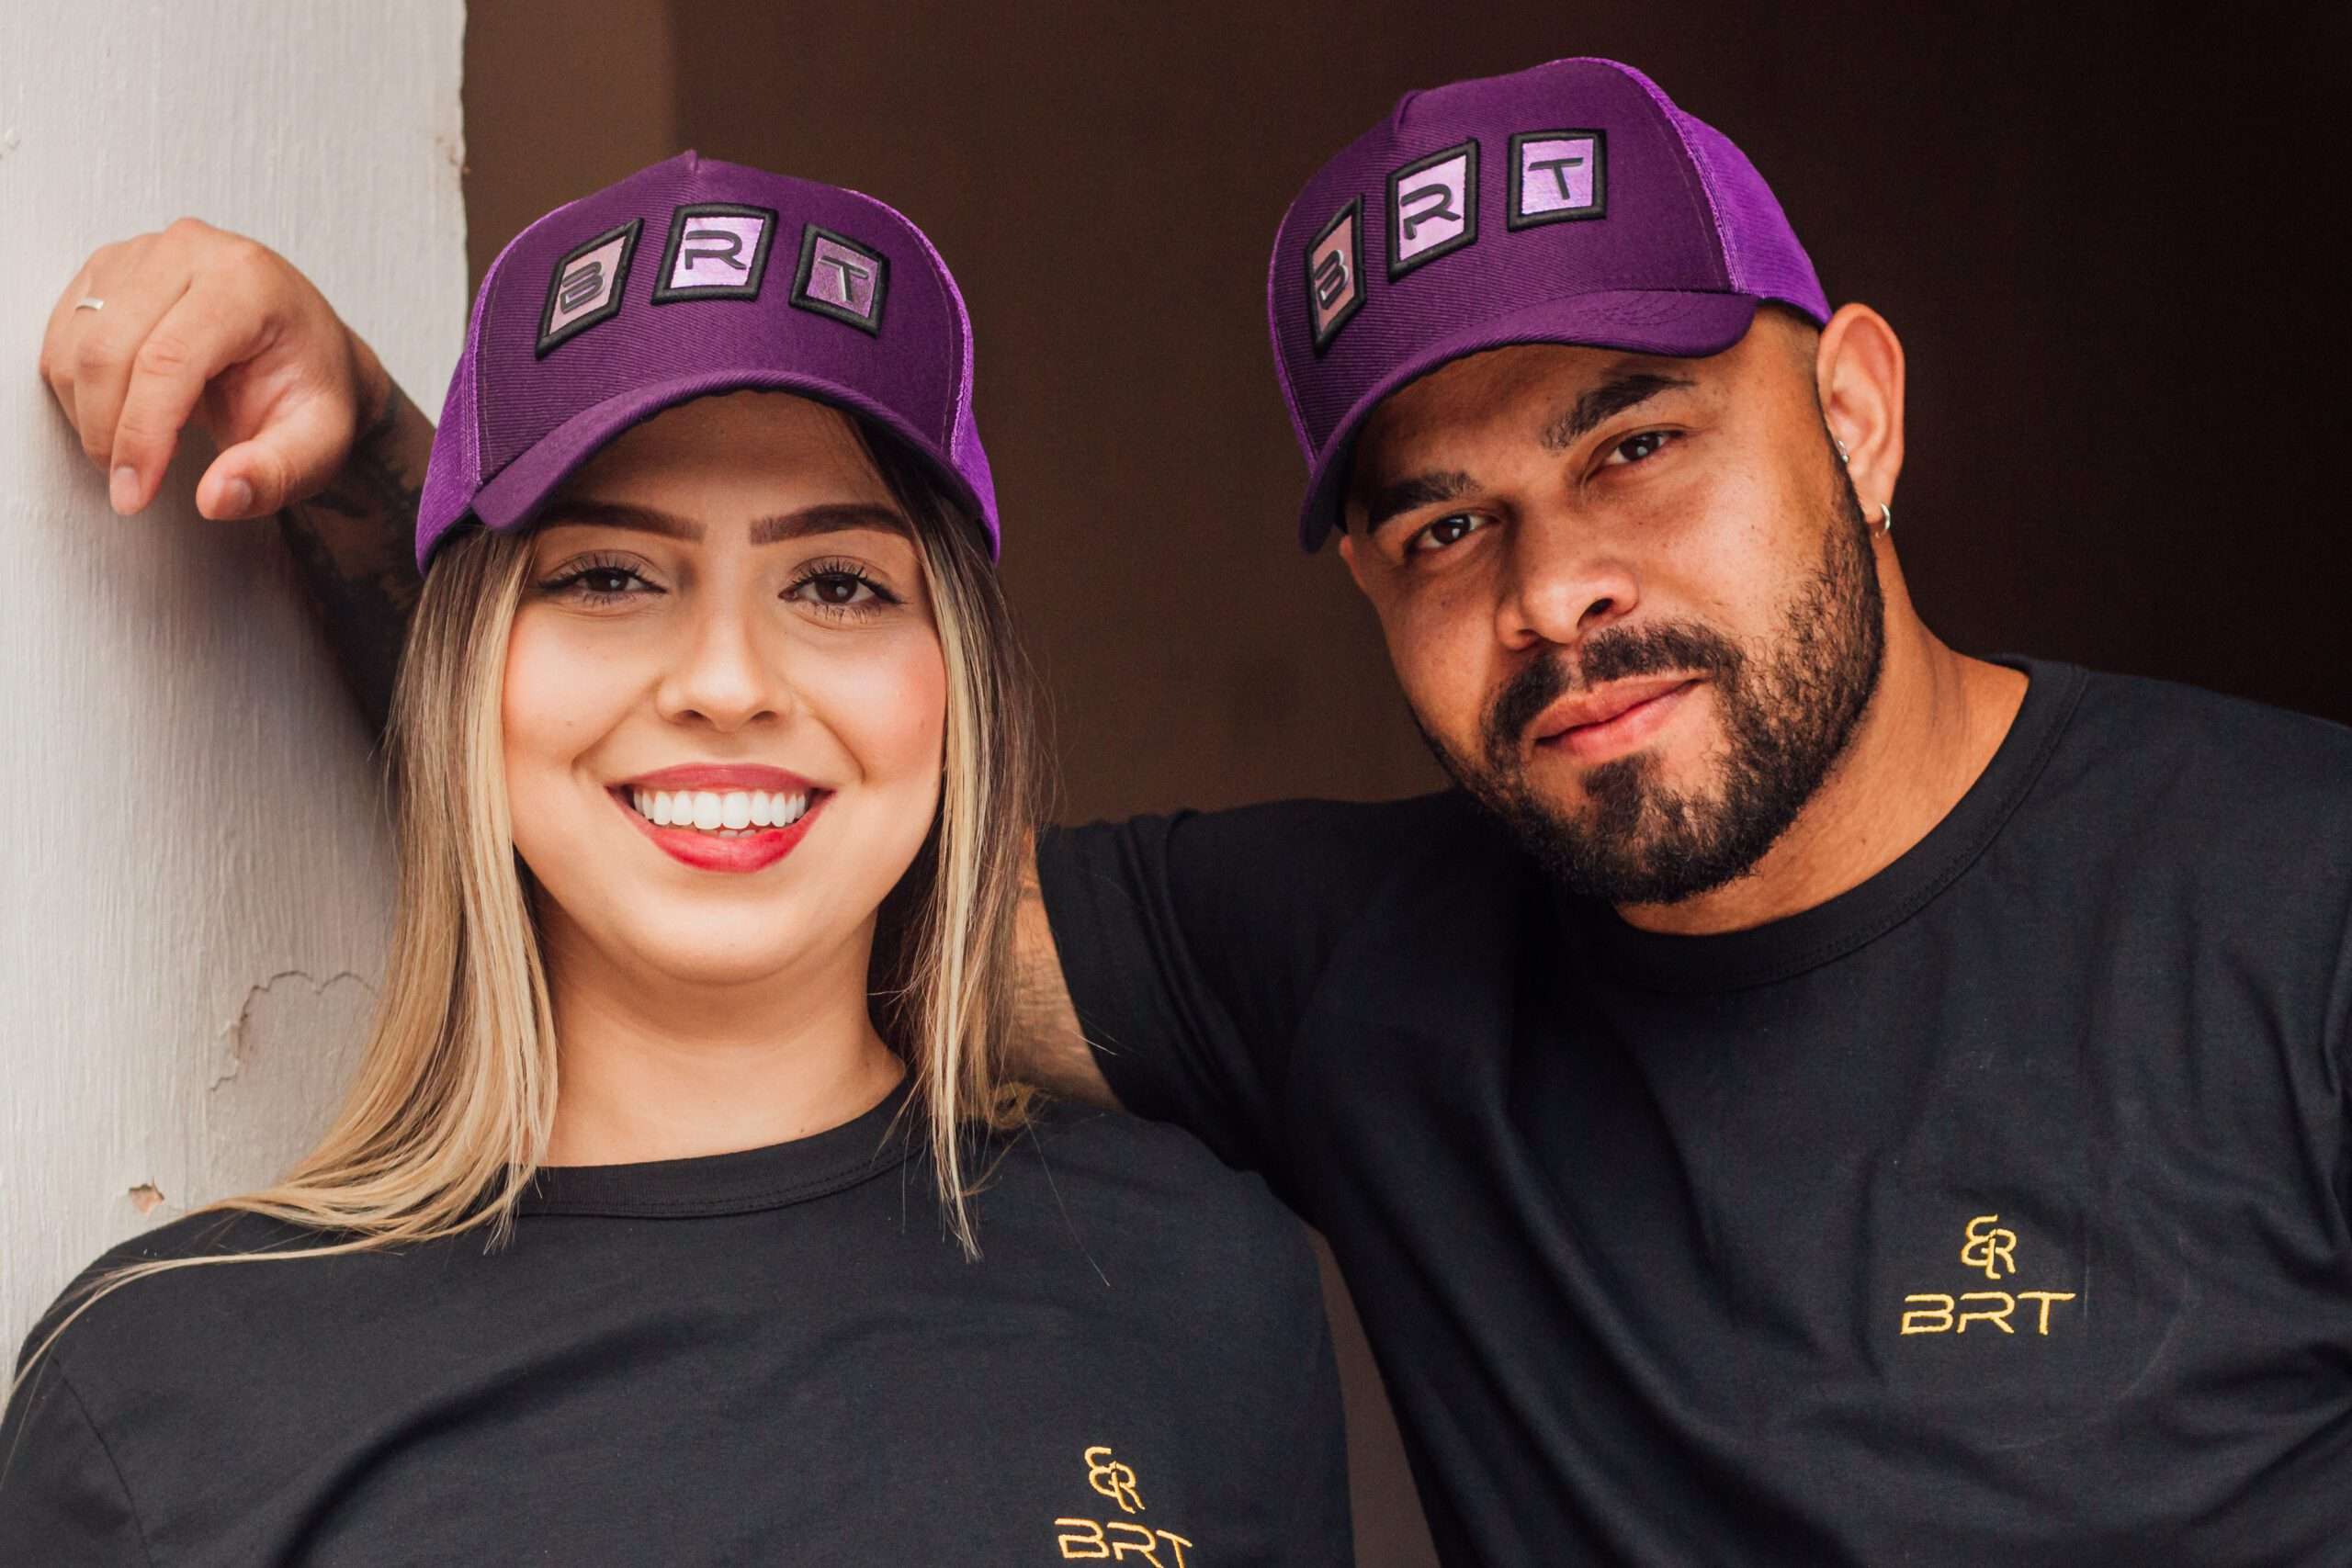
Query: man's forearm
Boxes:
[
  {"xmin": 1013, "ymin": 835, "xmax": 1123, "ymax": 1109},
  {"xmin": 275, "ymin": 378, "xmax": 432, "ymax": 740}
]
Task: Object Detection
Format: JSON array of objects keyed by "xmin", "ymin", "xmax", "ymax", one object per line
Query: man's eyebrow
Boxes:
[
  {"xmin": 1539, "ymin": 371, "xmax": 1698, "ymax": 453},
  {"xmin": 534, "ymin": 499, "xmax": 911, "ymax": 544},
  {"xmin": 1360, "ymin": 469, "xmax": 1477, "ymax": 537}
]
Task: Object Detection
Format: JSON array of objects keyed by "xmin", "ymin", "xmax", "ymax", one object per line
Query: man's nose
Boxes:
[{"xmin": 1498, "ymin": 512, "xmax": 1640, "ymax": 650}]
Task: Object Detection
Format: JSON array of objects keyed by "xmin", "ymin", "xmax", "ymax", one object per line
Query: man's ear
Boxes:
[
  {"xmin": 1816, "ymin": 302, "xmax": 1905, "ymax": 515},
  {"xmin": 1336, "ymin": 527, "xmax": 1376, "ymax": 598}
]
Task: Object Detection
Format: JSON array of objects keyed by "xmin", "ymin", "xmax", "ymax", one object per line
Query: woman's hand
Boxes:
[{"xmin": 39, "ymin": 217, "xmax": 391, "ymax": 521}]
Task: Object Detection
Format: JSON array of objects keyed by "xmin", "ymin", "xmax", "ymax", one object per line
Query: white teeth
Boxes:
[{"xmin": 628, "ymin": 786, "xmax": 814, "ymax": 832}]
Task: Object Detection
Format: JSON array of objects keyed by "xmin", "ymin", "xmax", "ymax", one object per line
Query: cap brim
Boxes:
[
  {"xmin": 1295, "ymin": 288, "xmax": 1761, "ymax": 552},
  {"xmin": 469, "ymin": 367, "xmax": 997, "ymax": 551}
]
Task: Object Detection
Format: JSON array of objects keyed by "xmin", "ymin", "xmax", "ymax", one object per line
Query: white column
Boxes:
[{"xmin": 0, "ymin": 0, "xmax": 465, "ymax": 1352}]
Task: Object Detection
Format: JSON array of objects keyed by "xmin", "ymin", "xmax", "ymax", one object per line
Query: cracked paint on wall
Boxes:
[{"xmin": 0, "ymin": 1, "xmax": 464, "ymax": 1354}]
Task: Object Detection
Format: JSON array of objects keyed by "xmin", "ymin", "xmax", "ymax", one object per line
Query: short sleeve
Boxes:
[
  {"xmin": 0, "ymin": 1358, "xmax": 150, "ymax": 1565},
  {"xmin": 1278, "ymin": 1293, "xmax": 1357, "ymax": 1567},
  {"xmin": 1035, "ymin": 794, "xmax": 1456, "ymax": 1184}
]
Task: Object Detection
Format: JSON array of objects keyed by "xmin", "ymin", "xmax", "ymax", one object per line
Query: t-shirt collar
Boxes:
[
  {"xmin": 520, "ymin": 1074, "xmax": 918, "ymax": 1218},
  {"xmin": 1559, "ymin": 657, "xmax": 2087, "ymax": 995}
]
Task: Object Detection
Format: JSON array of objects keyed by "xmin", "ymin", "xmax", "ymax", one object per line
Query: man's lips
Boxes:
[{"xmin": 1532, "ymin": 676, "xmax": 1703, "ymax": 763}]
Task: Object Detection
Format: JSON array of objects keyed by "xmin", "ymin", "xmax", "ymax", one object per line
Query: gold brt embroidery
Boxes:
[
  {"xmin": 1959, "ymin": 1213, "xmax": 2018, "ymax": 1279},
  {"xmin": 1899, "ymin": 1213, "xmax": 2077, "ymax": 1337},
  {"xmin": 1055, "ymin": 1447, "xmax": 1196, "ymax": 1563}
]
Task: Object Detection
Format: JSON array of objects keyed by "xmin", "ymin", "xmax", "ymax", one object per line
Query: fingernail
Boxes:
[
  {"xmin": 220, "ymin": 477, "xmax": 254, "ymax": 516},
  {"xmin": 109, "ymin": 466, "xmax": 139, "ymax": 514}
]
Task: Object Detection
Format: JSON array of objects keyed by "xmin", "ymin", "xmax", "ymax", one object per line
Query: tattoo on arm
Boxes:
[{"xmin": 275, "ymin": 381, "xmax": 432, "ymax": 741}]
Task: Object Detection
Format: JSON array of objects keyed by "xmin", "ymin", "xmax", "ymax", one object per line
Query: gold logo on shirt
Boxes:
[
  {"xmin": 1055, "ymin": 1447, "xmax": 1196, "ymax": 1563},
  {"xmin": 1959, "ymin": 1213, "xmax": 2018, "ymax": 1279},
  {"xmin": 1901, "ymin": 1213, "xmax": 2076, "ymax": 1337}
]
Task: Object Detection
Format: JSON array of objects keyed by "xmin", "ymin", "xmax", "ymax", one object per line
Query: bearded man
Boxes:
[{"xmin": 40, "ymin": 55, "xmax": 2352, "ymax": 1567}]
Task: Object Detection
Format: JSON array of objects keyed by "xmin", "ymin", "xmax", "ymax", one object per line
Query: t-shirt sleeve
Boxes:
[
  {"xmin": 1278, "ymin": 1294, "xmax": 1358, "ymax": 1567},
  {"xmin": 1035, "ymin": 796, "xmax": 1431, "ymax": 1181},
  {"xmin": 0, "ymin": 1358, "xmax": 150, "ymax": 1565}
]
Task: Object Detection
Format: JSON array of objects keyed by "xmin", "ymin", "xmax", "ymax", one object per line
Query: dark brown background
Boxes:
[{"xmin": 462, "ymin": 6, "xmax": 2350, "ymax": 1561}]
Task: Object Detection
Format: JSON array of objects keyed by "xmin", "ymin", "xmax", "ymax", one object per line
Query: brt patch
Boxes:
[
  {"xmin": 1306, "ymin": 197, "xmax": 1363, "ymax": 355},
  {"xmin": 1509, "ymin": 130, "xmax": 1607, "ymax": 229},
  {"xmin": 537, "ymin": 219, "xmax": 641, "ymax": 357},
  {"xmin": 1387, "ymin": 141, "xmax": 1478, "ymax": 279},
  {"xmin": 790, "ymin": 226, "xmax": 887, "ymax": 334},
  {"xmin": 652, "ymin": 203, "xmax": 777, "ymax": 303}
]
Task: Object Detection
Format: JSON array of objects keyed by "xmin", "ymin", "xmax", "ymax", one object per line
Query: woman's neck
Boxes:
[{"xmin": 537, "ymin": 917, "xmax": 906, "ymax": 1168}]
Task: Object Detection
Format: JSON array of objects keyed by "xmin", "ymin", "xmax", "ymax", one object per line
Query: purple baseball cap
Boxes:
[
  {"xmin": 1269, "ymin": 57, "xmax": 1831, "ymax": 551},
  {"xmin": 417, "ymin": 151, "xmax": 996, "ymax": 570}
]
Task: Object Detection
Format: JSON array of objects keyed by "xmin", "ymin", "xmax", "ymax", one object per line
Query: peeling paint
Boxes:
[
  {"xmin": 212, "ymin": 969, "xmax": 373, "ymax": 1092},
  {"xmin": 128, "ymin": 1183, "xmax": 166, "ymax": 1215}
]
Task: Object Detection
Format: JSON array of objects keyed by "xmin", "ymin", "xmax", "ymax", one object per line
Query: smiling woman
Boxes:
[{"xmin": 1, "ymin": 156, "xmax": 1352, "ymax": 1564}]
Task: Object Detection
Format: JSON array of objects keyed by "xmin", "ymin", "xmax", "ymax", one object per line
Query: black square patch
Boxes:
[
  {"xmin": 1387, "ymin": 140, "xmax": 1479, "ymax": 281},
  {"xmin": 1507, "ymin": 130, "xmax": 1608, "ymax": 230},
  {"xmin": 1306, "ymin": 197, "xmax": 1364, "ymax": 355},
  {"xmin": 651, "ymin": 203, "xmax": 778, "ymax": 304},
  {"xmin": 789, "ymin": 225, "xmax": 888, "ymax": 335},
  {"xmin": 537, "ymin": 219, "xmax": 642, "ymax": 358}
]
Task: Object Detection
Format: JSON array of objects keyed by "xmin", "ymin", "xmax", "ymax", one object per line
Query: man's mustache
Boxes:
[{"xmin": 1483, "ymin": 621, "xmax": 1746, "ymax": 766}]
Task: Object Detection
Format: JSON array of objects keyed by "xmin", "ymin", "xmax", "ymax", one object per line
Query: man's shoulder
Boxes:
[
  {"xmin": 983, "ymin": 1100, "xmax": 1321, "ymax": 1295},
  {"xmin": 2060, "ymin": 663, "xmax": 2352, "ymax": 819}
]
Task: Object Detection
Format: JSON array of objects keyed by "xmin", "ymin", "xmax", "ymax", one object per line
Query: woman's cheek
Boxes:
[{"xmin": 806, "ymin": 627, "xmax": 948, "ymax": 792}]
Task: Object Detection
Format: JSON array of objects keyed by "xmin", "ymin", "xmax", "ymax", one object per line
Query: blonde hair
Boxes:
[{"xmin": 11, "ymin": 407, "xmax": 1040, "ymax": 1400}]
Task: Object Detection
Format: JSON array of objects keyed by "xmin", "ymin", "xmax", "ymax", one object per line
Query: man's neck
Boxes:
[
  {"xmin": 1617, "ymin": 619, "xmax": 2029, "ymax": 938},
  {"xmin": 537, "ymin": 919, "xmax": 906, "ymax": 1168}
]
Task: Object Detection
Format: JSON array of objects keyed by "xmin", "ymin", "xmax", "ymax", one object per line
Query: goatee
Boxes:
[{"xmin": 1418, "ymin": 467, "xmax": 1886, "ymax": 907}]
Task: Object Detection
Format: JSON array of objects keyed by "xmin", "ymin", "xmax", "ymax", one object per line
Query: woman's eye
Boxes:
[
  {"xmin": 1606, "ymin": 430, "xmax": 1674, "ymax": 467},
  {"xmin": 786, "ymin": 567, "xmax": 897, "ymax": 614},
  {"xmin": 539, "ymin": 560, "xmax": 656, "ymax": 601},
  {"xmin": 1408, "ymin": 513, "xmax": 1487, "ymax": 555}
]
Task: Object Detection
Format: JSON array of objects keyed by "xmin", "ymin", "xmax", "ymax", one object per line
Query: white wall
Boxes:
[{"xmin": 0, "ymin": 2, "xmax": 466, "ymax": 1353}]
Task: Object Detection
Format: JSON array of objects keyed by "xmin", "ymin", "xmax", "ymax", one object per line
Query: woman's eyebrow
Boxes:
[
  {"xmin": 537, "ymin": 500, "xmax": 910, "ymax": 543},
  {"xmin": 748, "ymin": 503, "xmax": 911, "ymax": 544}
]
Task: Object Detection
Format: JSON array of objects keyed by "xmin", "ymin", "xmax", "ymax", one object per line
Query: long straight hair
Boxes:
[{"xmin": 12, "ymin": 408, "xmax": 1040, "ymax": 1396}]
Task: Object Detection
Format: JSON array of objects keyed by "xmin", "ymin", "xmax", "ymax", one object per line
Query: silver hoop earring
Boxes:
[
  {"xmin": 1834, "ymin": 436, "xmax": 1850, "ymax": 464},
  {"xmin": 1876, "ymin": 502, "xmax": 1894, "ymax": 535}
]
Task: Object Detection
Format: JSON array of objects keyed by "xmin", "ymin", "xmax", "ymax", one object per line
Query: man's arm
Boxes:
[
  {"xmin": 1012, "ymin": 834, "xmax": 1122, "ymax": 1108},
  {"xmin": 39, "ymin": 219, "xmax": 430, "ymax": 739},
  {"xmin": 274, "ymin": 375, "xmax": 431, "ymax": 739}
]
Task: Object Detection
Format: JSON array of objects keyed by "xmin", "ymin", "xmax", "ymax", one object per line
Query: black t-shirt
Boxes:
[
  {"xmin": 1036, "ymin": 660, "xmax": 2352, "ymax": 1566},
  {"xmin": 0, "ymin": 1090, "xmax": 1351, "ymax": 1565}
]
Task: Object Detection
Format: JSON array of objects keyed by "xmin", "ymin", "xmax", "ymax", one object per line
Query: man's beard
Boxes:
[{"xmin": 1418, "ymin": 467, "xmax": 1886, "ymax": 907}]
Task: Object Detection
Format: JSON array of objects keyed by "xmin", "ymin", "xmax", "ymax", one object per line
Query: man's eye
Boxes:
[
  {"xmin": 1408, "ymin": 513, "xmax": 1487, "ymax": 555},
  {"xmin": 1605, "ymin": 430, "xmax": 1674, "ymax": 466}
]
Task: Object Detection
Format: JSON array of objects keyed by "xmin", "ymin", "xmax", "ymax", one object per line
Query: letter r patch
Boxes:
[
  {"xmin": 653, "ymin": 203, "xmax": 777, "ymax": 303},
  {"xmin": 791, "ymin": 225, "xmax": 888, "ymax": 334},
  {"xmin": 1387, "ymin": 140, "xmax": 1478, "ymax": 279}
]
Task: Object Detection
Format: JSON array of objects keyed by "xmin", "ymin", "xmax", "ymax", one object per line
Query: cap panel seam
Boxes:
[
  {"xmin": 1604, "ymin": 60, "xmax": 1737, "ymax": 293},
  {"xmin": 1268, "ymin": 197, "xmax": 1315, "ymax": 456},
  {"xmin": 848, "ymin": 186, "xmax": 965, "ymax": 453}
]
